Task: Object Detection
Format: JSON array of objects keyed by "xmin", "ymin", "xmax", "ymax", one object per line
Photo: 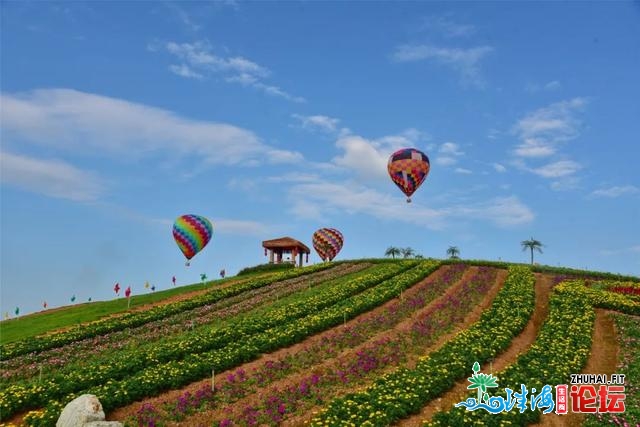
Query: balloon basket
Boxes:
[
  {"xmin": 406, "ymin": 197, "xmax": 412, "ymax": 203},
  {"xmin": 185, "ymin": 261, "xmax": 190, "ymax": 267}
]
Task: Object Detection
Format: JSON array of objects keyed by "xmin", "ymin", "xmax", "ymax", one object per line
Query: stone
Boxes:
[{"xmin": 56, "ymin": 395, "xmax": 122, "ymax": 427}]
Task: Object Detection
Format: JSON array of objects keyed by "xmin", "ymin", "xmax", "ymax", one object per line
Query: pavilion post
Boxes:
[{"xmin": 269, "ymin": 249, "xmax": 274, "ymax": 263}]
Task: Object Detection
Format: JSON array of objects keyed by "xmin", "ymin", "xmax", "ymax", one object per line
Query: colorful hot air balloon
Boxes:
[
  {"xmin": 173, "ymin": 215, "xmax": 213, "ymax": 266},
  {"xmin": 312, "ymin": 228, "xmax": 344, "ymax": 262},
  {"xmin": 387, "ymin": 148, "xmax": 430, "ymax": 203}
]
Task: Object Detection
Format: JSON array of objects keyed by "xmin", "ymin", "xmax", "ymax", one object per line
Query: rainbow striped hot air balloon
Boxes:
[
  {"xmin": 312, "ymin": 228, "xmax": 344, "ymax": 262},
  {"xmin": 173, "ymin": 214, "xmax": 213, "ymax": 266}
]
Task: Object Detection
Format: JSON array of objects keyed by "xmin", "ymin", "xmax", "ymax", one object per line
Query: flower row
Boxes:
[
  {"xmin": 1, "ymin": 263, "xmax": 337, "ymax": 360},
  {"xmin": 428, "ymin": 278, "xmax": 596, "ymax": 425},
  {"xmin": 21, "ymin": 261, "xmax": 440, "ymax": 426},
  {"xmin": 5, "ymin": 262, "xmax": 417, "ymax": 422},
  {"xmin": 309, "ymin": 265, "xmax": 536, "ymax": 426},
  {"xmin": 2, "ymin": 263, "xmax": 369, "ymax": 384}
]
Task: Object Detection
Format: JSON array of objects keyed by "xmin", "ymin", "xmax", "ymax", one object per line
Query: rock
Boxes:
[{"xmin": 56, "ymin": 395, "xmax": 122, "ymax": 427}]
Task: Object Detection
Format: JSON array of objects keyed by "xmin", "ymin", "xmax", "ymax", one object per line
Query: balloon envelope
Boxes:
[
  {"xmin": 387, "ymin": 148, "xmax": 430, "ymax": 202},
  {"xmin": 173, "ymin": 215, "xmax": 213, "ymax": 262},
  {"xmin": 312, "ymin": 228, "xmax": 344, "ymax": 261}
]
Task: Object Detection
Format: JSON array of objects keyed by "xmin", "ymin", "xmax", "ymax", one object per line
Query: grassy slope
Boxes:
[{"xmin": 0, "ymin": 273, "xmax": 266, "ymax": 345}]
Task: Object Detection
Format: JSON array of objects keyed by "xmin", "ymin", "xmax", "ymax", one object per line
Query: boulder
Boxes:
[{"xmin": 56, "ymin": 395, "xmax": 122, "ymax": 427}]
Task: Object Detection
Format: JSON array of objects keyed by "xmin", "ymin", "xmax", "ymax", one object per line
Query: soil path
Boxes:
[
  {"xmin": 532, "ymin": 308, "xmax": 618, "ymax": 427},
  {"xmin": 280, "ymin": 267, "xmax": 508, "ymax": 427},
  {"xmin": 107, "ymin": 264, "xmax": 462, "ymax": 423},
  {"xmin": 397, "ymin": 272, "xmax": 555, "ymax": 426}
]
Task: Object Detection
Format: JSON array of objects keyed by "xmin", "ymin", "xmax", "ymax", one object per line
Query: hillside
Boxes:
[{"xmin": 0, "ymin": 259, "xmax": 638, "ymax": 427}]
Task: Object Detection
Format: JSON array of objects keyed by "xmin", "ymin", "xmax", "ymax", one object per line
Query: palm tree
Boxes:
[
  {"xmin": 385, "ymin": 246, "xmax": 401, "ymax": 259},
  {"xmin": 521, "ymin": 237, "xmax": 544, "ymax": 265},
  {"xmin": 446, "ymin": 246, "xmax": 460, "ymax": 259},
  {"xmin": 401, "ymin": 247, "xmax": 415, "ymax": 258}
]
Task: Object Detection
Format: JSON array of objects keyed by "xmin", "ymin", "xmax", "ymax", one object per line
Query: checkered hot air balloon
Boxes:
[
  {"xmin": 173, "ymin": 215, "xmax": 213, "ymax": 266},
  {"xmin": 312, "ymin": 228, "xmax": 344, "ymax": 262},
  {"xmin": 387, "ymin": 148, "xmax": 430, "ymax": 203}
]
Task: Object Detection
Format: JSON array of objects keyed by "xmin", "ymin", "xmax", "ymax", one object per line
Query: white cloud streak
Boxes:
[
  {"xmin": 392, "ymin": 44, "xmax": 493, "ymax": 86},
  {"xmin": 1, "ymin": 88, "xmax": 302, "ymax": 166},
  {"xmin": 0, "ymin": 151, "xmax": 105, "ymax": 201},
  {"xmin": 288, "ymin": 180, "xmax": 533, "ymax": 229},
  {"xmin": 512, "ymin": 98, "xmax": 587, "ymax": 159},
  {"xmin": 161, "ymin": 41, "xmax": 304, "ymax": 102},
  {"xmin": 291, "ymin": 114, "xmax": 341, "ymax": 133},
  {"xmin": 331, "ymin": 130, "xmax": 428, "ymax": 181},
  {"xmin": 590, "ymin": 185, "xmax": 639, "ymax": 198}
]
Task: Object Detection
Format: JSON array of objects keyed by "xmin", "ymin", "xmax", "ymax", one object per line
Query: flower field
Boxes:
[{"xmin": 0, "ymin": 260, "xmax": 638, "ymax": 427}]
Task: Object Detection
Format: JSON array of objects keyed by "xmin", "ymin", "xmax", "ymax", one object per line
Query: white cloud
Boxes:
[
  {"xmin": 435, "ymin": 142, "xmax": 464, "ymax": 166},
  {"xmin": 512, "ymin": 98, "xmax": 587, "ymax": 159},
  {"xmin": 0, "ymin": 88, "xmax": 283, "ymax": 166},
  {"xmin": 0, "ymin": 151, "xmax": 104, "ymax": 201},
  {"xmin": 551, "ymin": 176, "xmax": 580, "ymax": 191},
  {"xmin": 331, "ymin": 130, "xmax": 427, "ymax": 180},
  {"xmin": 333, "ymin": 135, "xmax": 390, "ymax": 180},
  {"xmin": 493, "ymin": 163, "xmax": 507, "ymax": 173},
  {"xmin": 288, "ymin": 180, "xmax": 533, "ymax": 229},
  {"xmin": 590, "ymin": 185, "xmax": 639, "ymax": 198},
  {"xmin": 159, "ymin": 40, "xmax": 304, "ymax": 102},
  {"xmin": 439, "ymin": 142, "xmax": 464, "ymax": 155},
  {"xmin": 291, "ymin": 114, "xmax": 340, "ymax": 133},
  {"xmin": 392, "ymin": 44, "xmax": 493, "ymax": 86},
  {"xmin": 266, "ymin": 149, "xmax": 305, "ymax": 164},
  {"xmin": 436, "ymin": 156, "xmax": 457, "ymax": 166},
  {"xmin": 421, "ymin": 16, "xmax": 476, "ymax": 38},
  {"xmin": 169, "ymin": 64, "xmax": 203, "ymax": 79},
  {"xmin": 267, "ymin": 172, "xmax": 320, "ymax": 183},
  {"xmin": 530, "ymin": 160, "xmax": 582, "ymax": 178},
  {"xmin": 455, "ymin": 167, "xmax": 472, "ymax": 174}
]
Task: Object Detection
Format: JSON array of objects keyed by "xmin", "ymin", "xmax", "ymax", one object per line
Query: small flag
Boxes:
[
  {"xmin": 220, "ymin": 269, "xmax": 226, "ymax": 278},
  {"xmin": 172, "ymin": 276, "xmax": 176, "ymax": 286},
  {"xmin": 200, "ymin": 273, "xmax": 207, "ymax": 282},
  {"xmin": 88, "ymin": 297, "xmax": 92, "ymax": 302},
  {"xmin": 71, "ymin": 295, "xmax": 76, "ymax": 302},
  {"xmin": 151, "ymin": 285, "xmax": 156, "ymax": 291},
  {"xmin": 43, "ymin": 301, "xmax": 48, "ymax": 309},
  {"xmin": 14, "ymin": 307, "xmax": 19, "ymax": 316},
  {"xmin": 125, "ymin": 286, "xmax": 131, "ymax": 298},
  {"xmin": 114, "ymin": 282, "xmax": 120, "ymax": 295},
  {"xmin": 145, "ymin": 281, "xmax": 150, "ymax": 289}
]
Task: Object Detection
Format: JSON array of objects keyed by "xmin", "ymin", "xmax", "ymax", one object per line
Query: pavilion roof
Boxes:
[{"xmin": 262, "ymin": 237, "xmax": 310, "ymax": 253}]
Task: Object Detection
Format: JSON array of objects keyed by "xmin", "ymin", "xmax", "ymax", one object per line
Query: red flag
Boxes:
[
  {"xmin": 125, "ymin": 286, "xmax": 131, "ymax": 298},
  {"xmin": 114, "ymin": 282, "xmax": 120, "ymax": 295},
  {"xmin": 172, "ymin": 276, "xmax": 176, "ymax": 286},
  {"xmin": 43, "ymin": 301, "xmax": 47, "ymax": 309}
]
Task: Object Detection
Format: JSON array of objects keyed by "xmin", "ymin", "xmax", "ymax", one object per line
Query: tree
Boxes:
[
  {"xmin": 521, "ymin": 237, "xmax": 544, "ymax": 265},
  {"xmin": 401, "ymin": 247, "xmax": 415, "ymax": 258},
  {"xmin": 385, "ymin": 246, "xmax": 401, "ymax": 259},
  {"xmin": 415, "ymin": 254, "xmax": 424, "ymax": 259},
  {"xmin": 447, "ymin": 246, "xmax": 460, "ymax": 259}
]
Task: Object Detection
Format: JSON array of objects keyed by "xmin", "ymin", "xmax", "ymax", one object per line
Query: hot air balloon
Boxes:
[
  {"xmin": 173, "ymin": 215, "xmax": 213, "ymax": 266},
  {"xmin": 387, "ymin": 148, "xmax": 430, "ymax": 203},
  {"xmin": 312, "ymin": 228, "xmax": 344, "ymax": 262}
]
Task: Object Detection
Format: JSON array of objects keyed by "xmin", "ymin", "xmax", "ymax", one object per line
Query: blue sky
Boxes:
[{"xmin": 1, "ymin": 1, "xmax": 639, "ymax": 316}]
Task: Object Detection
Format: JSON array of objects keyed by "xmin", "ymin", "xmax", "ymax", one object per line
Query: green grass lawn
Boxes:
[{"xmin": 0, "ymin": 273, "xmax": 260, "ymax": 345}]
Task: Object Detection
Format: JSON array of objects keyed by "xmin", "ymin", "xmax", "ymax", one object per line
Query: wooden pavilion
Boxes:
[{"xmin": 262, "ymin": 237, "xmax": 310, "ymax": 267}]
